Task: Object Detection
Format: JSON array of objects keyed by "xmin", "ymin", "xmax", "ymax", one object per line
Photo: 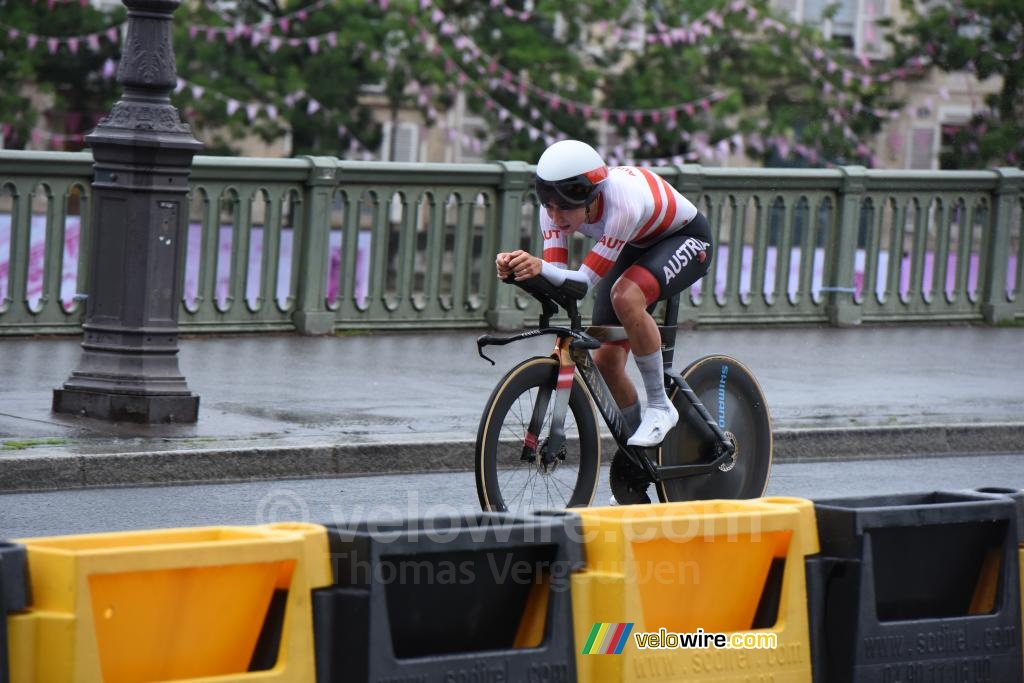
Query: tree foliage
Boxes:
[
  {"xmin": 0, "ymin": 0, "xmax": 123, "ymax": 149},
  {"xmin": 2, "ymin": 0, "xmax": 905, "ymax": 167},
  {"xmin": 887, "ymin": 0, "xmax": 1024, "ymax": 168},
  {"xmin": 589, "ymin": 0, "xmax": 893, "ymax": 165}
]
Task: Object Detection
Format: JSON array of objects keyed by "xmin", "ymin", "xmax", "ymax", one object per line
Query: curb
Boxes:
[
  {"xmin": 771, "ymin": 422, "xmax": 1024, "ymax": 462},
  {"xmin": 2, "ymin": 422, "xmax": 1022, "ymax": 494}
]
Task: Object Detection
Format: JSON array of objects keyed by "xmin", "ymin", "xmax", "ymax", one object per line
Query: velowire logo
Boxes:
[{"xmin": 581, "ymin": 622, "xmax": 634, "ymax": 655}]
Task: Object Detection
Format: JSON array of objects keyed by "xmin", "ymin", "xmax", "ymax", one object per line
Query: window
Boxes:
[
  {"xmin": 936, "ymin": 107, "xmax": 974, "ymax": 169},
  {"xmin": 782, "ymin": 0, "xmax": 890, "ymax": 57},
  {"xmin": 938, "ymin": 123, "xmax": 965, "ymax": 169},
  {"xmin": 827, "ymin": 0, "xmax": 857, "ymax": 48},
  {"xmin": 857, "ymin": 0, "xmax": 888, "ymax": 58},
  {"xmin": 774, "ymin": 0, "xmax": 803, "ymax": 21},
  {"xmin": 909, "ymin": 127, "xmax": 935, "ymax": 170},
  {"xmin": 380, "ymin": 122, "xmax": 419, "ymax": 163}
]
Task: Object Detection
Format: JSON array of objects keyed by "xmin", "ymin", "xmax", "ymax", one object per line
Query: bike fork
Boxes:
[
  {"xmin": 544, "ymin": 340, "xmax": 576, "ymax": 458},
  {"xmin": 522, "ymin": 339, "xmax": 575, "ymax": 465},
  {"xmin": 521, "ymin": 385, "xmax": 551, "ymax": 463}
]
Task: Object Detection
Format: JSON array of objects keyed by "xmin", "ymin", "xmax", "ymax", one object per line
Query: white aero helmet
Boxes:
[{"xmin": 535, "ymin": 139, "xmax": 608, "ymax": 209}]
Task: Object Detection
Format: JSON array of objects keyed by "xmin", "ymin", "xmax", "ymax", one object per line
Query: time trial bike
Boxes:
[{"xmin": 474, "ymin": 275, "xmax": 772, "ymax": 513}]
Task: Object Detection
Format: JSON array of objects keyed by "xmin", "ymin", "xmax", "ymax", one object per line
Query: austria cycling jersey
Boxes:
[{"xmin": 540, "ymin": 166, "xmax": 700, "ymax": 287}]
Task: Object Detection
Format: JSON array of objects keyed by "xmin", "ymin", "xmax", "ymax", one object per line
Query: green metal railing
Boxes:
[{"xmin": 1, "ymin": 150, "xmax": 1020, "ymax": 336}]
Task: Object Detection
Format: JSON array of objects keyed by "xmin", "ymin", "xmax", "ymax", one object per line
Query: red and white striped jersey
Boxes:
[{"xmin": 540, "ymin": 166, "xmax": 699, "ymax": 286}]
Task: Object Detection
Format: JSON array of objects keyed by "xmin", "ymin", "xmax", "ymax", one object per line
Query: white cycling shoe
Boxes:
[{"xmin": 626, "ymin": 404, "xmax": 679, "ymax": 448}]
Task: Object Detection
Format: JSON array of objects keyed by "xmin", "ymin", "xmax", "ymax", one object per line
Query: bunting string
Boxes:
[
  {"xmin": 10, "ymin": 0, "xmax": 1006, "ymax": 165},
  {"xmin": 0, "ymin": 22, "xmax": 120, "ymax": 53},
  {"xmin": 416, "ymin": 2, "xmax": 730, "ymax": 128}
]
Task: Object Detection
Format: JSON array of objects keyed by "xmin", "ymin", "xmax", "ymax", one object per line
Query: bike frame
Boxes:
[
  {"xmin": 568, "ymin": 340, "xmax": 736, "ymax": 482},
  {"xmin": 477, "ymin": 279, "xmax": 736, "ymax": 484}
]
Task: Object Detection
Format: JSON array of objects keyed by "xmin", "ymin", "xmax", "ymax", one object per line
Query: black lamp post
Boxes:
[{"xmin": 52, "ymin": 0, "xmax": 202, "ymax": 423}]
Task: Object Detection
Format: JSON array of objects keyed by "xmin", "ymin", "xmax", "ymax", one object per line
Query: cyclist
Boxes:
[{"xmin": 496, "ymin": 139, "xmax": 713, "ymax": 448}]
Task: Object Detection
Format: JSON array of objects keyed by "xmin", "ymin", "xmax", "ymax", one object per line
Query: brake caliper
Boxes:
[{"xmin": 537, "ymin": 438, "xmax": 567, "ymax": 472}]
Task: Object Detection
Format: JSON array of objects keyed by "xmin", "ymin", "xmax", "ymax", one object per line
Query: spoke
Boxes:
[
  {"xmin": 498, "ymin": 464, "xmax": 531, "ymax": 492},
  {"xmin": 498, "ymin": 458, "xmax": 531, "ymax": 479},
  {"xmin": 510, "ymin": 393, "xmax": 525, "ymax": 429},
  {"xmin": 527, "ymin": 469, "xmax": 539, "ymax": 515},
  {"xmin": 547, "ymin": 469, "xmax": 579, "ymax": 498},
  {"xmin": 550, "ymin": 468, "xmax": 580, "ymax": 501},
  {"xmin": 511, "ymin": 387, "xmax": 534, "ymax": 431},
  {"xmin": 510, "ymin": 466, "xmax": 537, "ymax": 515},
  {"xmin": 496, "ymin": 466, "xmax": 518, "ymax": 486},
  {"xmin": 504, "ymin": 468, "xmax": 534, "ymax": 510},
  {"xmin": 542, "ymin": 471, "xmax": 559, "ymax": 507},
  {"xmin": 500, "ymin": 423, "xmax": 526, "ymax": 447}
]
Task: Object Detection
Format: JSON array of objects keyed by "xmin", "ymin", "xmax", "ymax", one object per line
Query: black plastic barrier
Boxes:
[
  {"xmin": 808, "ymin": 491, "xmax": 1024, "ymax": 683},
  {"xmin": 0, "ymin": 543, "xmax": 28, "ymax": 683},
  {"xmin": 313, "ymin": 512, "xmax": 583, "ymax": 683}
]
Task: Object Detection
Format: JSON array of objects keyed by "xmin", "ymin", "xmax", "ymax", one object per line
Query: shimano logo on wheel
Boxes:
[{"xmin": 718, "ymin": 364, "xmax": 729, "ymax": 429}]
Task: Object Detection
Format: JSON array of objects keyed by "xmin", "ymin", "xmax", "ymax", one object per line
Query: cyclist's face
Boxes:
[{"xmin": 544, "ymin": 203, "xmax": 587, "ymax": 232}]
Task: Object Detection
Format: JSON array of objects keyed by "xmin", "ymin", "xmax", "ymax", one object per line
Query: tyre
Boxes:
[
  {"xmin": 656, "ymin": 355, "xmax": 772, "ymax": 502},
  {"xmin": 476, "ymin": 356, "xmax": 602, "ymax": 513}
]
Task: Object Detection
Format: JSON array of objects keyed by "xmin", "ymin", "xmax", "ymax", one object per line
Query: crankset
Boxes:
[{"xmin": 610, "ymin": 447, "xmax": 652, "ymax": 504}]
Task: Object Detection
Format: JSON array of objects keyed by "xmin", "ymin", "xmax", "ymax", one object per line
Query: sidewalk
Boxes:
[{"xmin": 1, "ymin": 324, "xmax": 1021, "ymax": 492}]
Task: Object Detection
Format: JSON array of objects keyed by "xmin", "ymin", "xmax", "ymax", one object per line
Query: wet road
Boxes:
[
  {"xmin": 2, "ymin": 452, "xmax": 1021, "ymax": 538},
  {"xmin": 3, "ymin": 326, "xmax": 1022, "ymax": 453}
]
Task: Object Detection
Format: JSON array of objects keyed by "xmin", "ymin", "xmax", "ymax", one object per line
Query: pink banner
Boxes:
[
  {"xmin": 1, "ymin": 216, "xmax": 371, "ymax": 313},
  {"xmin": 0, "ymin": 215, "xmax": 81, "ymax": 309},
  {"xmin": 0, "ymin": 214, "xmax": 1016, "ymax": 316},
  {"xmin": 691, "ymin": 244, "xmax": 1013, "ymax": 303}
]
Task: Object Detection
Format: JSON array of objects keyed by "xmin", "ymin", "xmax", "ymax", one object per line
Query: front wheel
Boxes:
[
  {"xmin": 476, "ymin": 356, "xmax": 602, "ymax": 513},
  {"xmin": 656, "ymin": 355, "xmax": 773, "ymax": 502}
]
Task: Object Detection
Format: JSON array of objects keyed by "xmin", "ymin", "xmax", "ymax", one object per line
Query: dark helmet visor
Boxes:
[{"xmin": 535, "ymin": 176, "xmax": 596, "ymax": 209}]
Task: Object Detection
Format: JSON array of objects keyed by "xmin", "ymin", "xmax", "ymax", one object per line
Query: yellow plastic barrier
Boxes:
[
  {"xmin": 7, "ymin": 522, "xmax": 331, "ymax": 682},
  {"xmin": 570, "ymin": 497, "xmax": 819, "ymax": 683}
]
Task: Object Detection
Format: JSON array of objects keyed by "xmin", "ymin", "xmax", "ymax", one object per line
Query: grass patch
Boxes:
[
  {"xmin": 1, "ymin": 438, "xmax": 69, "ymax": 451},
  {"xmin": 176, "ymin": 437, "xmax": 219, "ymax": 446}
]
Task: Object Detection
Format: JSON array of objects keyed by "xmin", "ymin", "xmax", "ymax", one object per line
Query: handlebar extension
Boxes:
[{"xmin": 503, "ymin": 275, "xmax": 587, "ymax": 329}]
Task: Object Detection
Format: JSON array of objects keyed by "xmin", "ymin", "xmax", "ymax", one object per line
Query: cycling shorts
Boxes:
[{"xmin": 591, "ymin": 211, "xmax": 713, "ymax": 326}]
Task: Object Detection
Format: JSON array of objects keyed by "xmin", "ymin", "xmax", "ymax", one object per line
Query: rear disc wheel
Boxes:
[{"xmin": 656, "ymin": 355, "xmax": 772, "ymax": 502}]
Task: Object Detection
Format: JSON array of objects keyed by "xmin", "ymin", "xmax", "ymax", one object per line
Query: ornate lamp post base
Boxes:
[{"xmin": 53, "ymin": 390, "xmax": 198, "ymax": 423}]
